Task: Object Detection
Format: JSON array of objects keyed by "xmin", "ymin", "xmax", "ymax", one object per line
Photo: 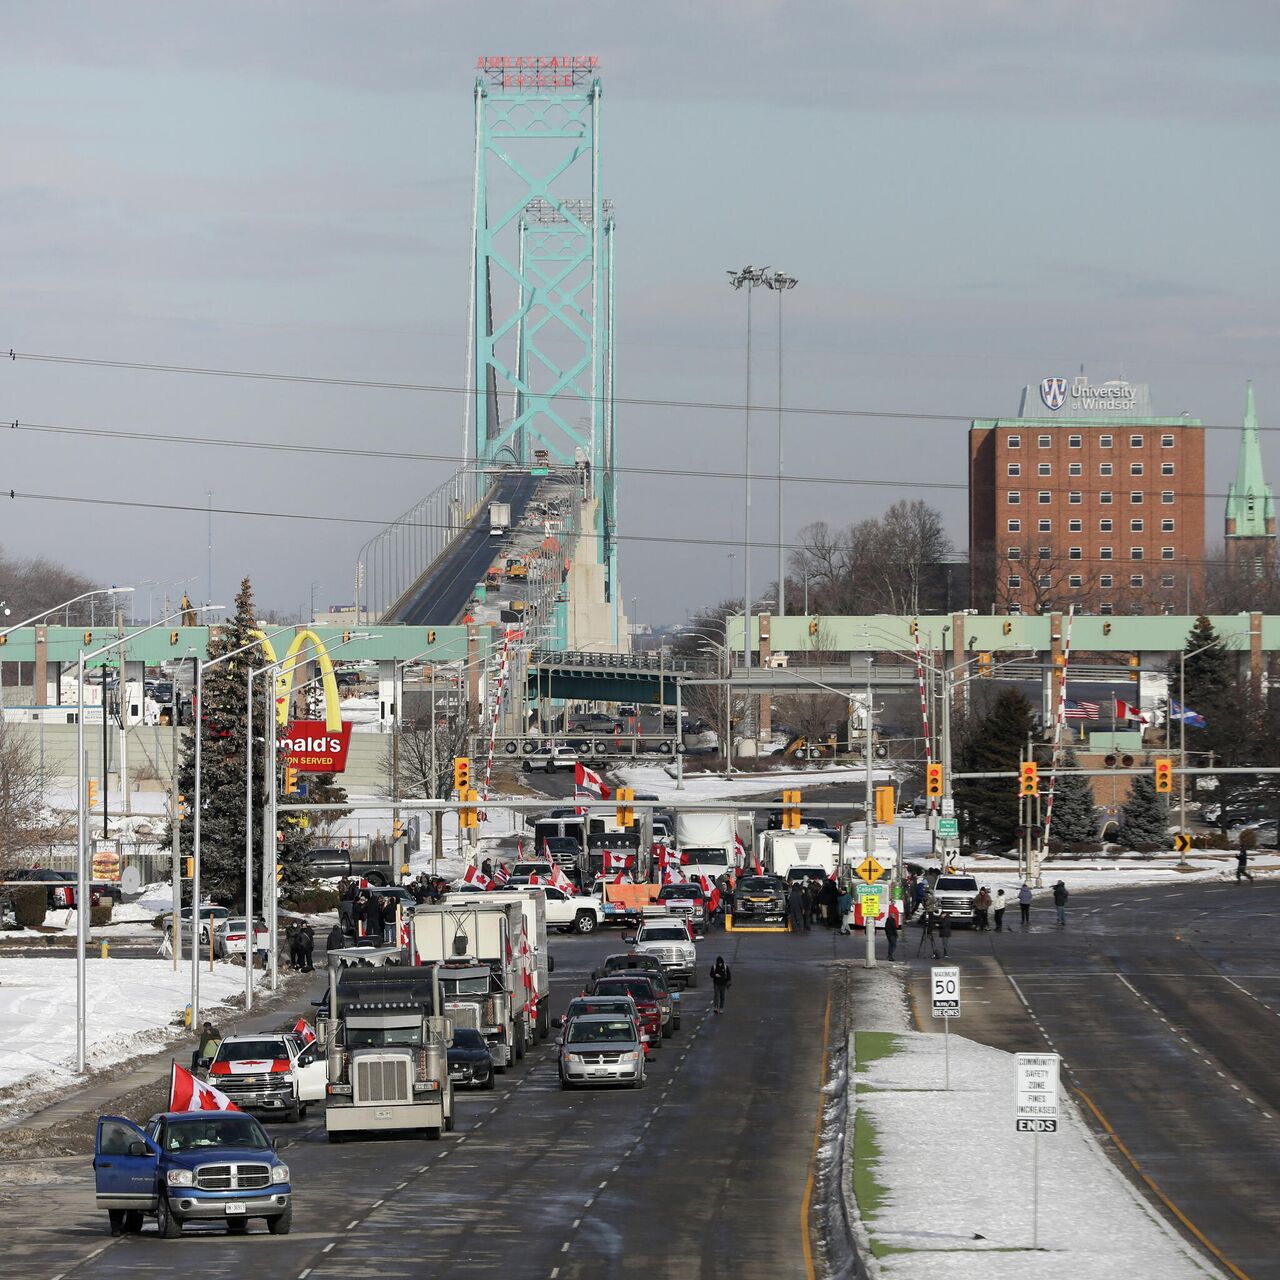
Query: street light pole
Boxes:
[{"xmin": 765, "ymin": 270, "xmax": 797, "ymax": 617}]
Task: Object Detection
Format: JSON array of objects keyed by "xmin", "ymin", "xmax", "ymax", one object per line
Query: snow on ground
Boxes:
[
  {"xmin": 0, "ymin": 956, "xmax": 248, "ymax": 1101},
  {"xmin": 848, "ymin": 971, "xmax": 1223, "ymax": 1279},
  {"xmin": 610, "ymin": 762, "xmax": 890, "ymax": 805}
]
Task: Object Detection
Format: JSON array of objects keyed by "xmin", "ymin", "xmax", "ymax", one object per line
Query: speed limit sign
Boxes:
[{"xmin": 931, "ymin": 965, "xmax": 960, "ymax": 1019}]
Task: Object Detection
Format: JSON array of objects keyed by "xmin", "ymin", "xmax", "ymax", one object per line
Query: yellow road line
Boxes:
[
  {"xmin": 802, "ymin": 986, "xmax": 834, "ymax": 1280},
  {"xmin": 1074, "ymin": 1087, "xmax": 1253, "ymax": 1280}
]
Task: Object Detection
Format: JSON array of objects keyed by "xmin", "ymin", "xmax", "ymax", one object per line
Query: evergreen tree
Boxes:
[
  {"xmin": 1046, "ymin": 745, "xmax": 1099, "ymax": 845},
  {"xmin": 1116, "ymin": 775, "xmax": 1170, "ymax": 849},
  {"xmin": 163, "ymin": 578, "xmax": 340, "ymax": 909},
  {"xmin": 954, "ymin": 688, "xmax": 1036, "ymax": 847}
]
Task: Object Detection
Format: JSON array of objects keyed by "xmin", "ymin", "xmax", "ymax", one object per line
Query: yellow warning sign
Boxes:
[{"xmin": 856, "ymin": 855, "xmax": 886, "ymax": 885}]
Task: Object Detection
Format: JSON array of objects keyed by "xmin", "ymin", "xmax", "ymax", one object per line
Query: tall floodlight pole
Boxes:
[
  {"xmin": 764, "ymin": 271, "xmax": 797, "ymax": 616},
  {"xmin": 728, "ymin": 265, "xmax": 767, "ymax": 737}
]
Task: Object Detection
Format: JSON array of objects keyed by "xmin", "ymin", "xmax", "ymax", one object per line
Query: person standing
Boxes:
[
  {"xmin": 787, "ymin": 882, "xmax": 808, "ymax": 932},
  {"xmin": 884, "ymin": 911, "xmax": 900, "ymax": 962},
  {"xmin": 1237, "ymin": 848, "xmax": 1254, "ymax": 884},
  {"xmin": 298, "ymin": 923, "xmax": 315, "ymax": 973},
  {"xmin": 973, "ymin": 887, "xmax": 992, "ymax": 931},
  {"xmin": 1018, "ymin": 882, "xmax": 1033, "ymax": 929},
  {"xmin": 935, "ymin": 911, "xmax": 952, "ymax": 959},
  {"xmin": 710, "ymin": 956, "xmax": 732, "ymax": 1013},
  {"xmin": 993, "ymin": 889, "xmax": 1007, "ymax": 932},
  {"xmin": 1052, "ymin": 880, "xmax": 1069, "ymax": 926},
  {"xmin": 361, "ymin": 890, "xmax": 382, "ymax": 943},
  {"xmin": 837, "ymin": 886, "xmax": 853, "ymax": 935}
]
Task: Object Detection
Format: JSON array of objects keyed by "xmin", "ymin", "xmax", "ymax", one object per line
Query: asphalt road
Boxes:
[
  {"xmin": 389, "ymin": 472, "xmax": 537, "ymax": 625},
  {"xmin": 905, "ymin": 877, "xmax": 1280, "ymax": 1279},
  {"xmin": 3, "ymin": 924, "xmax": 851, "ymax": 1279}
]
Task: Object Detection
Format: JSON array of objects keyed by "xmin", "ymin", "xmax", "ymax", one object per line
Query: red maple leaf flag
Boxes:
[
  {"xmin": 462, "ymin": 864, "xmax": 493, "ymax": 891},
  {"xmin": 574, "ymin": 761, "xmax": 611, "ymax": 800},
  {"xmin": 661, "ymin": 863, "xmax": 681, "ymax": 886},
  {"xmin": 603, "ymin": 850, "xmax": 635, "ymax": 871},
  {"xmin": 549, "ymin": 863, "xmax": 575, "ymax": 893},
  {"xmin": 169, "ymin": 1062, "xmax": 241, "ymax": 1112},
  {"xmin": 292, "ymin": 1018, "xmax": 317, "ymax": 1046},
  {"xmin": 734, "ymin": 833, "xmax": 747, "ymax": 866}
]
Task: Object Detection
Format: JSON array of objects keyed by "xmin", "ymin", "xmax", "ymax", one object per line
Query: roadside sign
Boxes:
[
  {"xmin": 937, "ymin": 817, "xmax": 959, "ymax": 839},
  {"xmin": 1173, "ymin": 833, "xmax": 1192, "ymax": 853},
  {"xmin": 857, "ymin": 883, "xmax": 885, "ymax": 924},
  {"xmin": 856, "ymin": 855, "xmax": 886, "ymax": 884},
  {"xmin": 940, "ymin": 798, "xmax": 955, "ymax": 816},
  {"xmin": 1015, "ymin": 1053, "xmax": 1060, "ymax": 1133},
  {"xmin": 931, "ymin": 965, "xmax": 960, "ymax": 1018}
]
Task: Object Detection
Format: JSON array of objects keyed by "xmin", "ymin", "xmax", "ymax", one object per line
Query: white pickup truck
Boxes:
[
  {"xmin": 541, "ymin": 885, "xmax": 604, "ymax": 935},
  {"xmin": 207, "ymin": 1032, "xmax": 327, "ymax": 1123},
  {"xmin": 931, "ymin": 874, "xmax": 979, "ymax": 926},
  {"xmin": 630, "ymin": 917, "xmax": 697, "ymax": 989}
]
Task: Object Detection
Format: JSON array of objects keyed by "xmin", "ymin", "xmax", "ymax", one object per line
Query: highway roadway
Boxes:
[
  {"xmin": 389, "ymin": 472, "xmax": 538, "ymax": 626},
  {"xmin": 3, "ymin": 925, "xmax": 851, "ymax": 1280},
  {"xmin": 906, "ymin": 878, "xmax": 1280, "ymax": 1279}
]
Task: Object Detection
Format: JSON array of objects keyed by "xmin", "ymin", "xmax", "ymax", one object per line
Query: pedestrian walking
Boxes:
[
  {"xmin": 993, "ymin": 889, "xmax": 1007, "ymax": 932},
  {"xmin": 286, "ymin": 922, "xmax": 304, "ymax": 971},
  {"xmin": 1052, "ymin": 880, "xmax": 1069, "ymax": 926},
  {"xmin": 360, "ymin": 890, "xmax": 382, "ymax": 942},
  {"xmin": 974, "ymin": 887, "xmax": 992, "ymax": 931},
  {"xmin": 884, "ymin": 912, "xmax": 899, "ymax": 961},
  {"xmin": 787, "ymin": 882, "xmax": 808, "ymax": 932},
  {"xmin": 935, "ymin": 911, "xmax": 952, "ymax": 958},
  {"xmin": 1237, "ymin": 848, "xmax": 1254, "ymax": 883},
  {"xmin": 1018, "ymin": 882, "xmax": 1033, "ymax": 928},
  {"xmin": 711, "ymin": 956, "xmax": 732, "ymax": 1013}
]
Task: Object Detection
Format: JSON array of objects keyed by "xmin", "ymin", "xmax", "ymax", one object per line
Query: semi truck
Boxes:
[
  {"xmin": 412, "ymin": 901, "xmax": 531, "ymax": 1071},
  {"xmin": 322, "ymin": 961, "xmax": 454, "ymax": 1143},
  {"xmin": 450, "ymin": 890, "xmax": 554, "ymax": 1041},
  {"xmin": 489, "ymin": 502, "xmax": 511, "ymax": 537},
  {"xmin": 674, "ymin": 813, "xmax": 738, "ymax": 880}
]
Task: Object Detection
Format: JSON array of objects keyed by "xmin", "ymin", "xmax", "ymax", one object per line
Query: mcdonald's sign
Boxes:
[{"xmin": 252, "ymin": 628, "xmax": 353, "ymax": 774}]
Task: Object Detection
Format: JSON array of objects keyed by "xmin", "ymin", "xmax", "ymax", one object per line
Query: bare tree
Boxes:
[
  {"xmin": 0, "ymin": 547, "xmax": 97, "ymax": 625},
  {"xmin": 993, "ymin": 542, "xmax": 1100, "ymax": 615},
  {"xmin": 0, "ymin": 722, "xmax": 60, "ymax": 874},
  {"xmin": 386, "ymin": 710, "xmax": 480, "ymax": 802}
]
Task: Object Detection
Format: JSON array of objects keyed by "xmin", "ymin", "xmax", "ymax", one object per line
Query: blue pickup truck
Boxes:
[{"xmin": 94, "ymin": 1111, "xmax": 292, "ymax": 1237}]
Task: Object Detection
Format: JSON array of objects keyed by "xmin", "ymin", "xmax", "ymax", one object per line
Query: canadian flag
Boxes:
[
  {"xmin": 603, "ymin": 850, "xmax": 635, "ymax": 871},
  {"xmin": 695, "ymin": 873, "xmax": 721, "ymax": 914},
  {"xmin": 574, "ymin": 761, "xmax": 611, "ymax": 800},
  {"xmin": 606, "ymin": 871, "xmax": 630, "ymax": 885},
  {"xmin": 169, "ymin": 1062, "xmax": 240, "ymax": 1112},
  {"xmin": 493, "ymin": 863, "xmax": 510, "ymax": 887},
  {"xmin": 734, "ymin": 833, "xmax": 747, "ymax": 866},
  {"xmin": 292, "ymin": 1018, "xmax": 317, "ymax": 1047},
  {"xmin": 1115, "ymin": 699, "xmax": 1150, "ymax": 725},
  {"xmin": 548, "ymin": 862, "xmax": 574, "ymax": 893},
  {"xmin": 462, "ymin": 864, "xmax": 493, "ymax": 891},
  {"xmin": 661, "ymin": 863, "xmax": 681, "ymax": 886}
]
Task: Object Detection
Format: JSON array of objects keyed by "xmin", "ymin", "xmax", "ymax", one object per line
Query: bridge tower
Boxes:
[{"xmin": 467, "ymin": 55, "xmax": 619, "ymax": 640}]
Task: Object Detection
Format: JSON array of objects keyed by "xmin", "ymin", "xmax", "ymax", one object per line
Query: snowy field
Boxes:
[
  {"xmin": 847, "ymin": 972, "xmax": 1224, "ymax": 1279},
  {"xmin": 0, "ymin": 956, "xmax": 248, "ymax": 1106}
]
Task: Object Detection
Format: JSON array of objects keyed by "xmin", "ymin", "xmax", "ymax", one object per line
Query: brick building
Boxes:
[{"xmin": 970, "ymin": 378, "xmax": 1204, "ymax": 615}]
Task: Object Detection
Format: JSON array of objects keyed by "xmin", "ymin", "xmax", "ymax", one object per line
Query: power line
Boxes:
[
  {"xmin": 0, "ymin": 416, "xmax": 1255, "ymax": 503},
  {"xmin": 5, "ymin": 347, "xmax": 1268, "ymax": 433}
]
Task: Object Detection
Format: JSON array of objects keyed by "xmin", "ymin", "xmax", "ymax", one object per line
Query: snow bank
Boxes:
[
  {"xmin": 0, "ymin": 956, "xmax": 247, "ymax": 1098},
  {"xmin": 611, "ymin": 762, "xmax": 889, "ymax": 805},
  {"xmin": 848, "ymin": 972, "xmax": 1222, "ymax": 1278}
]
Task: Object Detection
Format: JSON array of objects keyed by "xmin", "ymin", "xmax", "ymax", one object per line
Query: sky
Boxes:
[{"xmin": 4, "ymin": 1, "xmax": 1280, "ymax": 627}]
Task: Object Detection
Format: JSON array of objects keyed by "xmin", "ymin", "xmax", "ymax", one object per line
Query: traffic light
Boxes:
[
  {"xmin": 283, "ymin": 765, "xmax": 299, "ymax": 796},
  {"xmin": 393, "ymin": 819, "xmax": 405, "ymax": 842},
  {"xmin": 909, "ymin": 620, "xmax": 919, "ymax": 638},
  {"xmin": 1154, "ymin": 758, "xmax": 1173, "ymax": 794},
  {"xmin": 1019, "ymin": 761, "xmax": 1039, "ymax": 797},
  {"xmin": 459, "ymin": 787, "xmax": 480, "ymax": 829},
  {"xmin": 176, "ymin": 793, "xmax": 187, "ymax": 818},
  {"xmin": 453, "ymin": 757, "xmax": 471, "ymax": 793},
  {"xmin": 84, "ymin": 629, "xmax": 93, "ymax": 645},
  {"xmin": 782, "ymin": 789, "xmax": 802, "ymax": 830},
  {"xmin": 170, "ymin": 630, "xmax": 179, "ymax": 645},
  {"xmin": 808, "ymin": 618, "xmax": 818, "ymax": 636},
  {"xmin": 88, "ymin": 777, "xmax": 100, "ymax": 809},
  {"xmin": 183, "ymin": 856, "xmax": 194, "ymax": 877},
  {"xmin": 874, "ymin": 785, "xmax": 895, "ymax": 825},
  {"xmin": 1102, "ymin": 622, "xmax": 1112, "ymax": 636},
  {"xmin": 977, "ymin": 652, "xmax": 992, "ymax": 678},
  {"xmin": 342, "ymin": 630, "xmax": 352, "ymax": 643},
  {"xmin": 427, "ymin": 630, "xmax": 437, "ymax": 644},
  {"xmin": 925, "ymin": 764, "xmax": 944, "ymax": 798},
  {"xmin": 1002, "ymin": 620, "xmax": 1013, "ymax": 635},
  {"xmin": 615, "ymin": 787, "xmax": 635, "ymax": 828},
  {"xmin": 1128, "ymin": 654, "xmax": 1140, "ymax": 682}
]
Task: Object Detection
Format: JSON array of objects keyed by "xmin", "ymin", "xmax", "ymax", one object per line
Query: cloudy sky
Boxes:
[{"xmin": 5, "ymin": 1, "xmax": 1280, "ymax": 625}]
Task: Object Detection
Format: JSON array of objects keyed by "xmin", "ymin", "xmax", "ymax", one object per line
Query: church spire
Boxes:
[{"xmin": 1225, "ymin": 381, "xmax": 1275, "ymax": 542}]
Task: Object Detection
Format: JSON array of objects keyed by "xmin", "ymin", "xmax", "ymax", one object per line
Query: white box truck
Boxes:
[
  {"xmin": 675, "ymin": 812, "xmax": 737, "ymax": 880},
  {"xmin": 760, "ymin": 827, "xmax": 838, "ymax": 885},
  {"xmin": 489, "ymin": 501, "xmax": 511, "ymax": 537}
]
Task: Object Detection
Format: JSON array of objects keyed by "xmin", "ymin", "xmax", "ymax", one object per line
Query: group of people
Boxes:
[
  {"xmin": 284, "ymin": 920, "xmax": 316, "ymax": 971},
  {"xmin": 786, "ymin": 876, "xmax": 842, "ymax": 932}
]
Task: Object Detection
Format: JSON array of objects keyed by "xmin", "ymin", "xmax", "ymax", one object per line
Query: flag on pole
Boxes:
[
  {"xmin": 574, "ymin": 761, "xmax": 611, "ymax": 800},
  {"xmin": 733, "ymin": 832, "xmax": 747, "ymax": 866},
  {"xmin": 1169, "ymin": 700, "xmax": 1207, "ymax": 728},
  {"xmin": 602, "ymin": 850, "xmax": 635, "ymax": 871},
  {"xmin": 1114, "ymin": 699, "xmax": 1150, "ymax": 725},
  {"xmin": 1064, "ymin": 699, "xmax": 1100, "ymax": 720},
  {"xmin": 462, "ymin": 864, "xmax": 493, "ymax": 891},
  {"xmin": 292, "ymin": 1018, "xmax": 317, "ymax": 1047},
  {"xmin": 169, "ymin": 1062, "xmax": 240, "ymax": 1112},
  {"xmin": 493, "ymin": 863, "xmax": 511, "ymax": 887}
]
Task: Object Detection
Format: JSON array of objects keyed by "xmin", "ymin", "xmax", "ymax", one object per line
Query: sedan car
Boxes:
[
  {"xmin": 212, "ymin": 916, "xmax": 269, "ymax": 959},
  {"xmin": 164, "ymin": 904, "xmax": 230, "ymax": 946},
  {"xmin": 94, "ymin": 1110, "xmax": 292, "ymax": 1238},
  {"xmin": 522, "ymin": 745, "xmax": 579, "ymax": 773},
  {"xmin": 558, "ymin": 1014, "xmax": 645, "ymax": 1090},
  {"xmin": 447, "ymin": 1027, "xmax": 496, "ymax": 1090}
]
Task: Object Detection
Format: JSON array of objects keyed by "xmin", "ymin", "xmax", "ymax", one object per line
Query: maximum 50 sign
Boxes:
[
  {"xmin": 1016, "ymin": 1052, "xmax": 1060, "ymax": 1133},
  {"xmin": 931, "ymin": 965, "xmax": 960, "ymax": 1018}
]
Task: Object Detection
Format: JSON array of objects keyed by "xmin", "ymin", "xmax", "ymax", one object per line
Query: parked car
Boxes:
[
  {"xmin": 447, "ymin": 1027, "xmax": 496, "ymax": 1090},
  {"xmin": 303, "ymin": 848, "xmax": 393, "ymax": 886},
  {"xmin": 212, "ymin": 916, "xmax": 268, "ymax": 959},
  {"xmin": 522, "ymin": 745, "xmax": 579, "ymax": 773},
  {"xmin": 569, "ymin": 712, "xmax": 623, "ymax": 733},
  {"xmin": 93, "ymin": 1109, "xmax": 292, "ymax": 1237},
  {"xmin": 558, "ymin": 1014, "xmax": 645, "ymax": 1090},
  {"xmin": 164, "ymin": 904, "xmax": 230, "ymax": 946},
  {"xmin": 207, "ymin": 1033, "xmax": 327, "ymax": 1122},
  {"xmin": 10, "ymin": 867, "xmax": 102, "ymax": 910}
]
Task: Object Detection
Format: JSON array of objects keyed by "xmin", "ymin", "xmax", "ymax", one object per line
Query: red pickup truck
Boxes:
[{"xmin": 587, "ymin": 974, "xmax": 663, "ymax": 1049}]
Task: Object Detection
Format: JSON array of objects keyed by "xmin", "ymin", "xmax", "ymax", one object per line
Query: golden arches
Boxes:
[{"xmin": 250, "ymin": 628, "xmax": 342, "ymax": 733}]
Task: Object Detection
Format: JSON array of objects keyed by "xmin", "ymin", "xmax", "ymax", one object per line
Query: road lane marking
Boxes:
[
  {"xmin": 1074, "ymin": 1088, "xmax": 1255, "ymax": 1280},
  {"xmin": 299, "ymin": 1270, "xmax": 311, "ymax": 1279},
  {"xmin": 322, "ymin": 1243, "xmax": 335, "ymax": 1252},
  {"xmin": 801, "ymin": 984, "xmax": 834, "ymax": 1280},
  {"xmin": 346, "ymin": 1220, "xmax": 359, "ymax": 1230}
]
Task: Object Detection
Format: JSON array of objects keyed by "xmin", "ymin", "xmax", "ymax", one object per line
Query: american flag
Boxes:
[{"xmin": 1064, "ymin": 699, "xmax": 1100, "ymax": 720}]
